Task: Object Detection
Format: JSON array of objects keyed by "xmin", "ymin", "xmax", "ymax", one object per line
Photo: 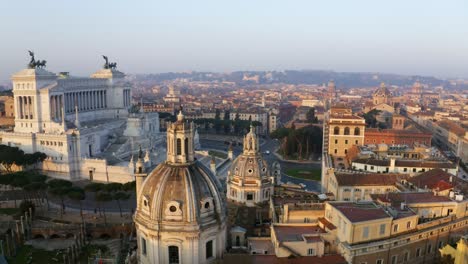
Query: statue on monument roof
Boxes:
[
  {"xmin": 102, "ymin": 55, "xmax": 117, "ymax": 70},
  {"xmin": 27, "ymin": 50, "xmax": 47, "ymax": 69}
]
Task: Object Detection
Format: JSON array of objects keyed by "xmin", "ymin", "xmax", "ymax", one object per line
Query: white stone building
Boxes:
[
  {"xmin": 0, "ymin": 62, "xmax": 161, "ymax": 182},
  {"xmin": 134, "ymin": 112, "xmax": 227, "ymax": 264},
  {"xmin": 226, "ymin": 125, "xmax": 274, "ymax": 206}
]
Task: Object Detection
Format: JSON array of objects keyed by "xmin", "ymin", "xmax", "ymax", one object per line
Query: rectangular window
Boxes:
[
  {"xmin": 393, "ymin": 224, "xmax": 398, "ymax": 233},
  {"xmin": 307, "ymin": 248, "xmax": 315, "ymax": 256},
  {"xmin": 335, "ymin": 139, "xmax": 338, "ymax": 144},
  {"xmin": 345, "ymin": 140, "xmax": 348, "ymax": 144},
  {"xmin": 379, "ymin": 224, "xmax": 386, "ymax": 235},
  {"xmin": 362, "ymin": 226, "xmax": 369, "ymax": 239},
  {"xmin": 406, "ymin": 221, "xmax": 411, "ymax": 229},
  {"xmin": 391, "ymin": 255, "xmax": 397, "ymax": 264},
  {"xmin": 416, "ymin": 248, "xmax": 421, "ymax": 257},
  {"xmin": 376, "ymin": 259, "xmax": 383, "ymax": 264},
  {"xmin": 206, "ymin": 240, "xmax": 213, "ymax": 259},
  {"xmin": 141, "ymin": 238, "xmax": 147, "ymax": 255},
  {"xmin": 427, "ymin": 244, "xmax": 432, "ymax": 254},
  {"xmin": 404, "ymin": 251, "xmax": 409, "ymax": 261}
]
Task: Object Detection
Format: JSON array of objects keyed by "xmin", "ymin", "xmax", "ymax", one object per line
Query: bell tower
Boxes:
[
  {"xmin": 135, "ymin": 147, "xmax": 147, "ymax": 197},
  {"xmin": 166, "ymin": 111, "xmax": 195, "ymax": 164},
  {"xmin": 243, "ymin": 125, "xmax": 260, "ymax": 155}
]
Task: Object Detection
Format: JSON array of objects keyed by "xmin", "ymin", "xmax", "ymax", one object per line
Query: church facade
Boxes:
[
  {"xmin": 226, "ymin": 125, "xmax": 274, "ymax": 206},
  {"xmin": 134, "ymin": 112, "xmax": 227, "ymax": 264}
]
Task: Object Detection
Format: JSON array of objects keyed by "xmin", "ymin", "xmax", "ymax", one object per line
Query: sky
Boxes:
[{"xmin": 1, "ymin": 0, "xmax": 467, "ymax": 81}]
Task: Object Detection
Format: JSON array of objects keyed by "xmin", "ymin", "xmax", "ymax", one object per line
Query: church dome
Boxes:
[
  {"xmin": 229, "ymin": 154, "xmax": 270, "ymax": 181},
  {"xmin": 134, "ymin": 111, "xmax": 227, "ymax": 264},
  {"xmin": 135, "ymin": 160, "xmax": 226, "ymax": 226},
  {"xmin": 226, "ymin": 125, "xmax": 274, "ymax": 206},
  {"xmin": 373, "ymin": 82, "xmax": 392, "ymax": 97}
]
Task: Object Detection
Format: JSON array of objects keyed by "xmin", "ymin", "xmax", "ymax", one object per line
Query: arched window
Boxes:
[
  {"xmin": 176, "ymin": 139, "xmax": 182, "ymax": 155},
  {"xmin": 354, "ymin": 127, "xmax": 360, "ymax": 135},
  {"xmin": 184, "ymin": 138, "xmax": 189, "ymax": 156},
  {"xmin": 169, "ymin": 246, "xmax": 179, "ymax": 264},
  {"xmin": 333, "ymin": 127, "xmax": 340, "ymax": 135},
  {"xmin": 344, "ymin": 127, "xmax": 350, "ymax": 135}
]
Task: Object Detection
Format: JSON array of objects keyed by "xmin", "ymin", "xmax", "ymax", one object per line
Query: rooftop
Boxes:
[
  {"xmin": 334, "ymin": 172, "xmax": 406, "ymax": 186},
  {"xmin": 329, "ymin": 202, "xmax": 391, "ymax": 223},
  {"xmin": 273, "ymin": 225, "xmax": 325, "ymax": 243},
  {"xmin": 407, "ymin": 169, "xmax": 454, "ymax": 191},
  {"xmin": 371, "ymin": 192, "xmax": 453, "ymax": 205},
  {"xmin": 223, "ymin": 254, "xmax": 347, "ymax": 264}
]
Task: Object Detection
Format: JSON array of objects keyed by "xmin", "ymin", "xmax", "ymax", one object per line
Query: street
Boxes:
[{"xmin": 200, "ymin": 137, "xmax": 322, "ymax": 192}]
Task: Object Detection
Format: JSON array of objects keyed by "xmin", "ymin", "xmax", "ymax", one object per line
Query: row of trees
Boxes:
[
  {"xmin": 271, "ymin": 125, "xmax": 323, "ymax": 160},
  {"xmin": 0, "ymin": 171, "xmax": 135, "ymax": 224},
  {"xmin": 161, "ymin": 110, "xmax": 262, "ymax": 135},
  {"xmin": 0, "ymin": 145, "xmax": 47, "ymax": 172}
]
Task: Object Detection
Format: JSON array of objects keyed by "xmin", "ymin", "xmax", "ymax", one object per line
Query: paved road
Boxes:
[{"xmin": 200, "ymin": 138, "xmax": 322, "ymax": 192}]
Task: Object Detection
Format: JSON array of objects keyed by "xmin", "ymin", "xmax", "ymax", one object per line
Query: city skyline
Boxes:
[{"xmin": 1, "ymin": 0, "xmax": 467, "ymax": 81}]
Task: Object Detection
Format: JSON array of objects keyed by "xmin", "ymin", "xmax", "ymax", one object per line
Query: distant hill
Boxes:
[{"xmin": 134, "ymin": 70, "xmax": 457, "ymax": 89}]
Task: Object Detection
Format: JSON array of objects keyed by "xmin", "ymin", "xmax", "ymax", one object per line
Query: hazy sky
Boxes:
[{"xmin": 1, "ymin": 0, "xmax": 467, "ymax": 81}]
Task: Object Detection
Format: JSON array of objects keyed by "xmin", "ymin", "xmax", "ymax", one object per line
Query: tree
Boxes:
[
  {"xmin": 103, "ymin": 182, "xmax": 123, "ymax": 192},
  {"xmin": 19, "ymin": 200, "xmax": 35, "ymax": 217},
  {"xmin": 362, "ymin": 109, "xmax": 381, "ymax": 128},
  {"xmin": 113, "ymin": 191, "xmax": 131, "ymax": 217},
  {"xmin": 84, "ymin": 182, "xmax": 105, "ymax": 192},
  {"xmin": 48, "ymin": 179, "xmax": 72, "ymax": 216},
  {"xmin": 95, "ymin": 192, "xmax": 112, "ymax": 225},
  {"xmin": 306, "ymin": 108, "xmax": 316, "ymax": 122},
  {"xmin": 0, "ymin": 145, "xmax": 25, "ymax": 172},
  {"xmin": 0, "ymin": 145, "xmax": 46, "ymax": 172},
  {"xmin": 214, "ymin": 109, "xmax": 221, "ymax": 133},
  {"xmin": 68, "ymin": 187, "xmax": 86, "ymax": 221},
  {"xmin": 122, "ymin": 181, "xmax": 136, "ymax": 192},
  {"xmin": 234, "ymin": 113, "xmax": 241, "ymax": 134}
]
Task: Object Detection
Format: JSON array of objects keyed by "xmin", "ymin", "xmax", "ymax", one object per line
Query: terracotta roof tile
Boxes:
[{"xmin": 330, "ymin": 202, "xmax": 391, "ymax": 222}]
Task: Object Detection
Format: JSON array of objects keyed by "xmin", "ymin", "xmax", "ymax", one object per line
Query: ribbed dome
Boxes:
[
  {"xmin": 374, "ymin": 82, "xmax": 391, "ymax": 97},
  {"xmin": 229, "ymin": 154, "xmax": 270, "ymax": 181},
  {"xmin": 226, "ymin": 125, "xmax": 274, "ymax": 206},
  {"xmin": 135, "ymin": 160, "xmax": 226, "ymax": 229}
]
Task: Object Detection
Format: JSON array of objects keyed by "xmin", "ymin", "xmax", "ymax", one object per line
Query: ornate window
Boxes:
[
  {"xmin": 165, "ymin": 201, "xmax": 182, "ymax": 220},
  {"xmin": 184, "ymin": 138, "xmax": 188, "ymax": 155}
]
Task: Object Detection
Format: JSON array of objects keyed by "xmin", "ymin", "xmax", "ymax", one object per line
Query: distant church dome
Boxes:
[
  {"xmin": 373, "ymin": 82, "xmax": 392, "ymax": 105},
  {"xmin": 226, "ymin": 125, "xmax": 274, "ymax": 206},
  {"xmin": 134, "ymin": 111, "xmax": 227, "ymax": 264}
]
